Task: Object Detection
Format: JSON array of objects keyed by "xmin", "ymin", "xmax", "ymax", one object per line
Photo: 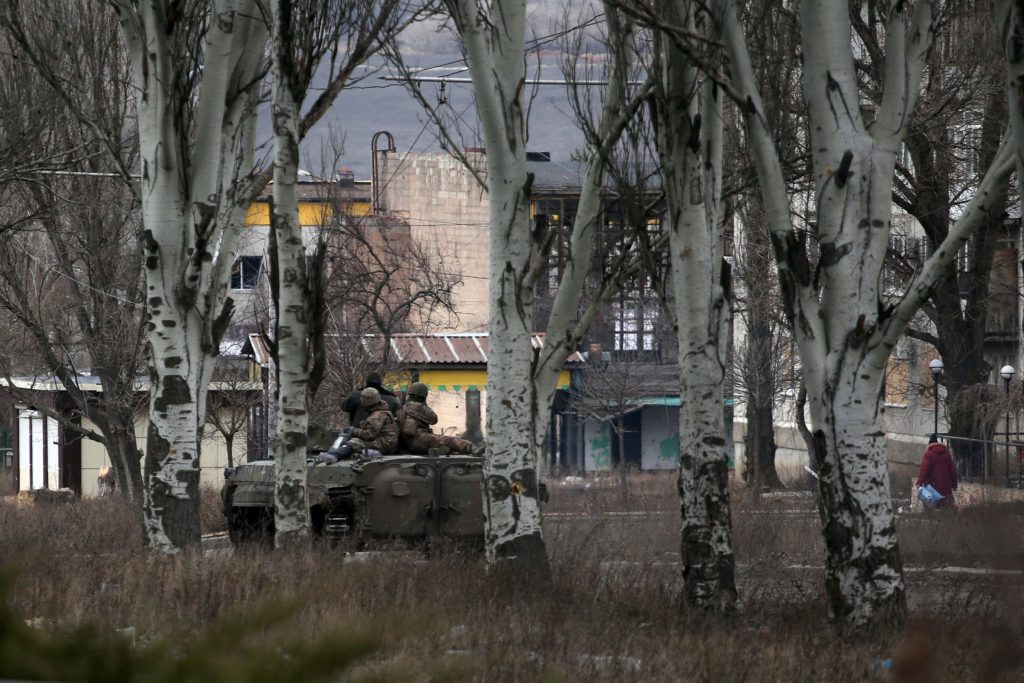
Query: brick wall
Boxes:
[
  {"xmin": 379, "ymin": 152, "xmax": 491, "ymax": 332},
  {"xmin": 429, "ymin": 389, "xmax": 488, "ymax": 438}
]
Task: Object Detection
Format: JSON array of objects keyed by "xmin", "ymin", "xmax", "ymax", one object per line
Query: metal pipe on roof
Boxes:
[{"xmin": 371, "ymin": 131, "xmax": 396, "ymax": 215}]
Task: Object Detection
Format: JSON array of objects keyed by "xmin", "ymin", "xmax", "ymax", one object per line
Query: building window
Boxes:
[
  {"xmin": 614, "ymin": 300, "xmax": 657, "ymax": 351},
  {"xmin": 230, "ymin": 256, "xmax": 263, "ymax": 290}
]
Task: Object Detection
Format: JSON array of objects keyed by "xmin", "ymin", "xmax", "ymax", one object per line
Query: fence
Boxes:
[{"xmin": 937, "ymin": 433, "xmax": 1024, "ymax": 488}]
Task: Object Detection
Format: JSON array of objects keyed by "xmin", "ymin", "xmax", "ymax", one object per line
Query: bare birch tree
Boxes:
[
  {"xmin": 639, "ymin": 0, "xmax": 738, "ymax": 611},
  {"xmin": 994, "ymin": 0, "xmax": 1024, "ymax": 195},
  {"xmin": 269, "ymin": 0, "xmax": 314, "ymax": 545},
  {"xmin": 96, "ymin": 0, "xmax": 273, "ymax": 551},
  {"xmin": 856, "ymin": 2, "xmax": 1008, "ymax": 464},
  {"xmin": 267, "ymin": 0, "xmax": 407, "ymax": 544},
  {"xmin": 430, "ymin": 0, "xmax": 650, "ymax": 570},
  {"xmin": 0, "ymin": 0, "xmax": 147, "ymax": 501},
  {"xmin": 718, "ymin": 0, "xmax": 1014, "ymax": 625},
  {"xmin": 93, "ymin": 0, "xmax": 405, "ymax": 550}
]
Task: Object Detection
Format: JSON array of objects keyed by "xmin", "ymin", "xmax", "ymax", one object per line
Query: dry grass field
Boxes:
[{"xmin": 0, "ymin": 472, "xmax": 1021, "ymax": 681}]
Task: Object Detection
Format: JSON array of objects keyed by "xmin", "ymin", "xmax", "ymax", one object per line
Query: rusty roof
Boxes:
[
  {"xmin": 350, "ymin": 332, "xmax": 585, "ymax": 366},
  {"xmin": 243, "ymin": 333, "xmax": 272, "ymax": 366}
]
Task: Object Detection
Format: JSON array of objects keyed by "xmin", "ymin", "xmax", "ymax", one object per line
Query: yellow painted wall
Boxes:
[
  {"xmin": 429, "ymin": 389, "xmax": 485, "ymax": 438},
  {"xmin": 416, "ymin": 368, "xmax": 570, "ymax": 436},
  {"xmin": 419, "ymin": 369, "xmax": 570, "ymax": 391},
  {"xmin": 244, "ymin": 200, "xmax": 371, "ymax": 226},
  {"xmin": 79, "ymin": 413, "xmax": 247, "ymax": 497}
]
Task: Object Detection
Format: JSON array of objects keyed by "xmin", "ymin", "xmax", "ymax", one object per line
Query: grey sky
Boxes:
[{"xmin": 268, "ymin": 3, "xmax": 608, "ymax": 179}]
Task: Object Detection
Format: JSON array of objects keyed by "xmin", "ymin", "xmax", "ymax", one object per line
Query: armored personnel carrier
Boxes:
[{"xmin": 221, "ymin": 451, "xmax": 486, "ymax": 550}]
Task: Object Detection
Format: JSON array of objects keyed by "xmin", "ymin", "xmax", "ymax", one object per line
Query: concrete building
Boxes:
[{"xmin": 0, "ymin": 368, "xmax": 260, "ymax": 497}]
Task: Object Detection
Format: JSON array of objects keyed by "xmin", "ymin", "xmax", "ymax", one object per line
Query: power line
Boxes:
[
  {"xmin": 369, "ymin": 96, "xmax": 478, "ymax": 210},
  {"xmin": 28, "ymin": 169, "xmax": 140, "ymax": 179},
  {"xmin": 349, "ymin": 13, "xmax": 607, "ymax": 92},
  {"xmin": 19, "ymin": 247, "xmax": 144, "ymax": 308},
  {"xmin": 382, "ymin": 76, "xmax": 643, "ymax": 87}
]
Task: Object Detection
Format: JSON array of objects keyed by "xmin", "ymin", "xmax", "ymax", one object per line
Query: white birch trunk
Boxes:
[
  {"xmin": 718, "ymin": 0, "xmax": 1012, "ymax": 624},
  {"xmin": 651, "ymin": 2, "xmax": 736, "ymax": 611},
  {"xmin": 994, "ymin": 0, "xmax": 1024, "ymax": 192},
  {"xmin": 531, "ymin": 4, "xmax": 644, "ymax": 419},
  {"xmin": 112, "ymin": 0, "xmax": 267, "ymax": 551},
  {"xmin": 270, "ymin": 0, "xmax": 310, "ymax": 545},
  {"xmin": 447, "ymin": 0, "xmax": 646, "ymax": 569},
  {"xmin": 442, "ymin": 0, "xmax": 544, "ymax": 568}
]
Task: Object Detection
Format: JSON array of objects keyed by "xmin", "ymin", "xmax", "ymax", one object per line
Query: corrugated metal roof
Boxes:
[
  {"xmin": 245, "ymin": 333, "xmax": 272, "ymax": 366},
  {"xmin": 339, "ymin": 333, "xmax": 585, "ymax": 366},
  {"xmin": 527, "ymin": 159, "xmax": 663, "ymax": 195},
  {"xmin": 0, "ymin": 375, "xmax": 261, "ymax": 393}
]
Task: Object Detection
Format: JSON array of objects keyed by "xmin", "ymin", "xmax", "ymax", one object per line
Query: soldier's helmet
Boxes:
[
  {"xmin": 409, "ymin": 382, "xmax": 429, "ymax": 400},
  {"xmin": 360, "ymin": 386, "xmax": 381, "ymax": 407}
]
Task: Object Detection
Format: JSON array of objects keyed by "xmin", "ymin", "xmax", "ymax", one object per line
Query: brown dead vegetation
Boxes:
[{"xmin": 0, "ymin": 473, "xmax": 1021, "ymax": 681}]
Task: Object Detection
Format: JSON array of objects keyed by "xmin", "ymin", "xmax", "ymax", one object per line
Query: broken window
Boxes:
[{"xmin": 230, "ymin": 255, "xmax": 263, "ymax": 290}]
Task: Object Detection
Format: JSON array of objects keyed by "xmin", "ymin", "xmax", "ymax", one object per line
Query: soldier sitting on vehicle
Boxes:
[
  {"xmin": 318, "ymin": 387, "xmax": 398, "ymax": 463},
  {"xmin": 399, "ymin": 382, "xmax": 480, "ymax": 456},
  {"xmin": 342, "ymin": 372, "xmax": 399, "ymax": 427}
]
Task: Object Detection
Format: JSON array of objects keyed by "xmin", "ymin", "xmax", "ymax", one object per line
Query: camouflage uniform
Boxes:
[
  {"xmin": 350, "ymin": 400, "xmax": 399, "ymax": 455},
  {"xmin": 399, "ymin": 399, "xmax": 475, "ymax": 455}
]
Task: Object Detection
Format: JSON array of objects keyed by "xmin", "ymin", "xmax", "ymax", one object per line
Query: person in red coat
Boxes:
[{"xmin": 916, "ymin": 436, "xmax": 958, "ymax": 508}]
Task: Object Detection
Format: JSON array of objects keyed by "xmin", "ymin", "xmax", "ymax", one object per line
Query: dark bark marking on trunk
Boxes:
[
  {"xmin": 687, "ymin": 113, "xmax": 702, "ymax": 152},
  {"xmin": 283, "ymin": 429, "xmax": 306, "ymax": 450},
  {"xmin": 142, "ymin": 230, "xmax": 159, "ymax": 271},
  {"xmin": 510, "ymin": 467, "xmax": 538, "ymax": 497},
  {"xmin": 819, "ymin": 240, "xmax": 852, "ymax": 267},
  {"xmin": 494, "ymin": 531, "xmax": 550, "ymax": 578},
  {"xmin": 143, "ymin": 425, "xmax": 200, "ymax": 549},
  {"xmin": 834, "ymin": 150, "xmax": 854, "ymax": 188},
  {"xmin": 486, "ymin": 474, "xmax": 511, "ymax": 501},
  {"xmin": 154, "ymin": 375, "xmax": 191, "ymax": 412}
]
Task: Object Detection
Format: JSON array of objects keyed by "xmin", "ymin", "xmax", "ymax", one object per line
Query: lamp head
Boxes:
[
  {"xmin": 1001, "ymin": 365, "xmax": 1015, "ymax": 382},
  {"xmin": 929, "ymin": 358, "xmax": 944, "ymax": 377}
]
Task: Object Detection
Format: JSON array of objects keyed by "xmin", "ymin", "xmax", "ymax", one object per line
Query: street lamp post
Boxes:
[
  {"xmin": 929, "ymin": 358, "xmax": 944, "ymax": 437},
  {"xmin": 1001, "ymin": 365, "xmax": 1015, "ymax": 488}
]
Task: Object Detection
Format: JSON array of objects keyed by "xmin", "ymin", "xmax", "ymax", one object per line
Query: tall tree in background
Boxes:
[
  {"xmin": 436, "ymin": 0, "xmax": 648, "ymax": 569},
  {"xmin": 0, "ymin": 28, "xmax": 66, "ymax": 186},
  {"xmin": 0, "ymin": 0, "xmax": 147, "ymax": 501},
  {"xmin": 95, "ymin": 0, "xmax": 403, "ymax": 550},
  {"xmin": 104, "ymin": 0, "xmax": 269, "ymax": 551},
  {"xmin": 720, "ymin": 0, "xmax": 1014, "ymax": 625},
  {"xmin": 729, "ymin": 0, "xmax": 806, "ymax": 493},
  {"xmin": 732, "ymin": 206, "xmax": 790, "ymax": 491},
  {"xmin": 641, "ymin": 0, "xmax": 737, "ymax": 611},
  {"xmin": 569, "ymin": 360, "xmax": 650, "ymax": 502},
  {"xmin": 269, "ymin": 0, "xmax": 315, "ymax": 546},
  {"xmin": 856, "ymin": 2, "xmax": 1009, "ymax": 462},
  {"xmin": 267, "ymin": 0, "xmax": 406, "ymax": 544},
  {"xmin": 327, "ymin": 214, "xmax": 462, "ymax": 364},
  {"xmin": 994, "ymin": 0, "xmax": 1024, "ymax": 196}
]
